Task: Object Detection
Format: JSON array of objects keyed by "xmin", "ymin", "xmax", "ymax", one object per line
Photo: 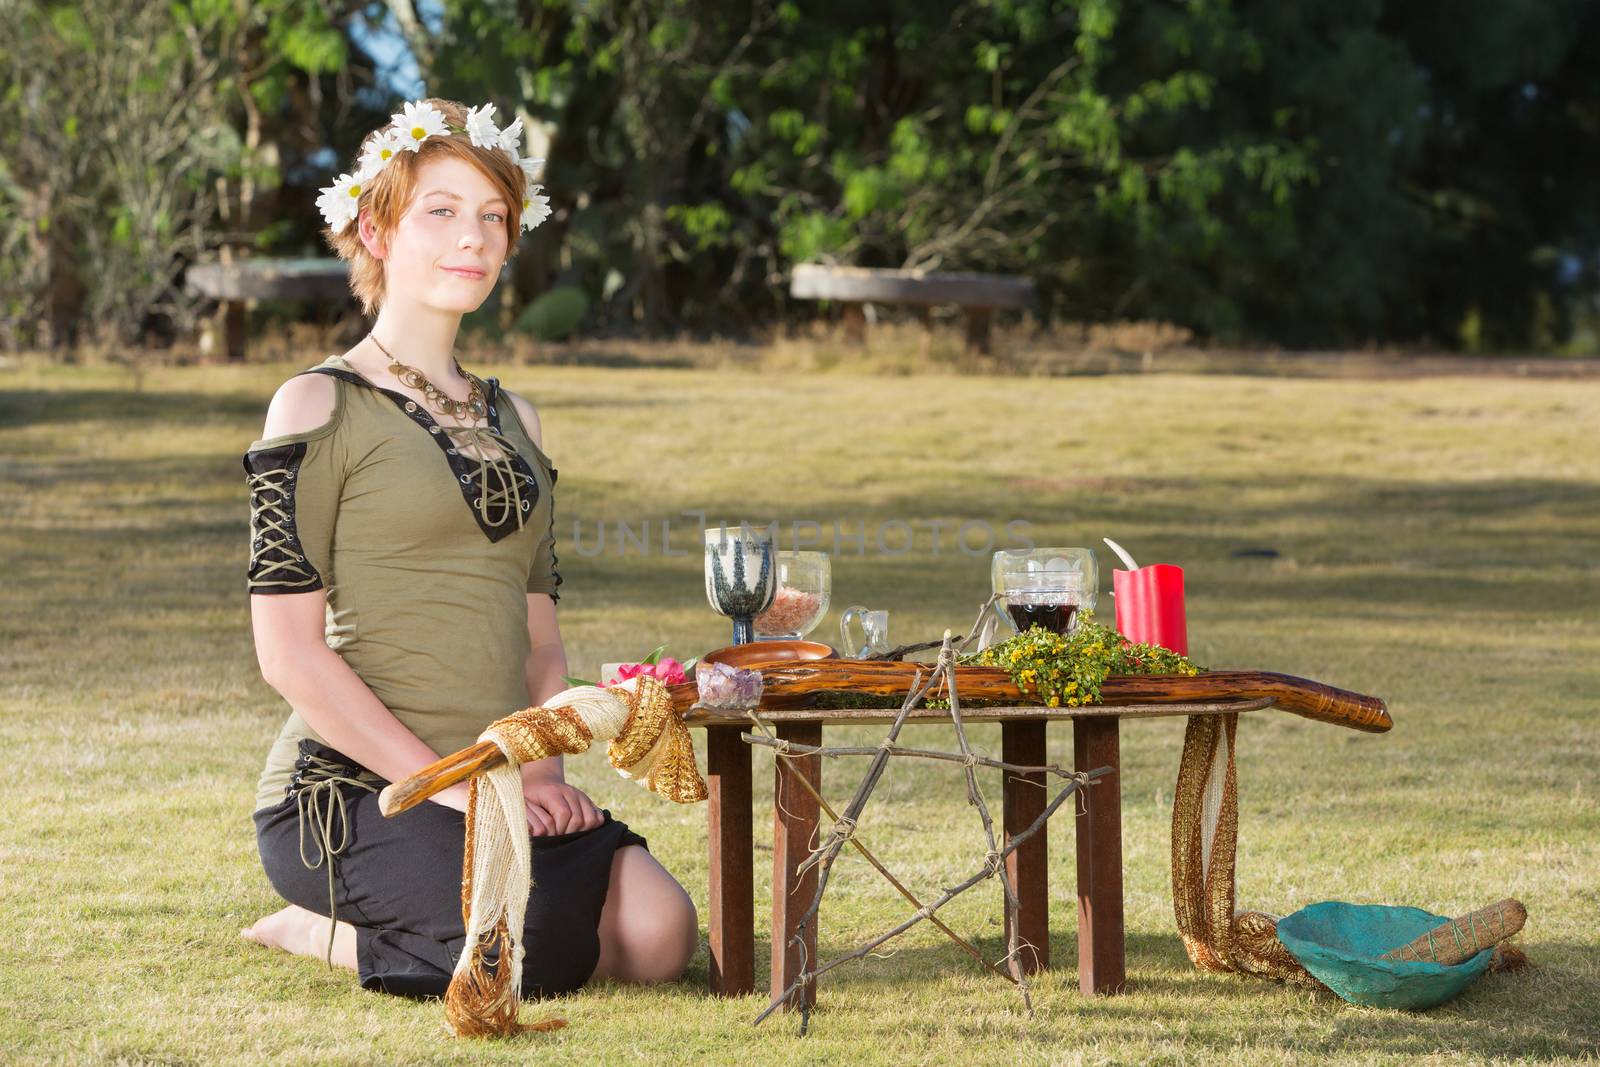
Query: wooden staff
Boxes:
[
  {"xmin": 378, "ymin": 664, "xmax": 1389, "ymax": 817},
  {"xmin": 722, "ymin": 662, "xmax": 1392, "ymax": 733}
]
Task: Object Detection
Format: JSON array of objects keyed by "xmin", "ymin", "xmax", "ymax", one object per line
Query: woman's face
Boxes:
[{"xmin": 367, "ymin": 154, "xmax": 511, "ymax": 314}]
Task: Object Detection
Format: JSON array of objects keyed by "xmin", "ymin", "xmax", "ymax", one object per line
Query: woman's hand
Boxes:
[{"xmin": 523, "ymin": 779, "xmax": 603, "ymax": 836}]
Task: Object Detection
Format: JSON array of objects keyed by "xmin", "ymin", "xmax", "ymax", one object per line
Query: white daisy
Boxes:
[
  {"xmin": 517, "ymin": 156, "xmax": 546, "ymax": 185},
  {"xmin": 497, "ymin": 115, "xmax": 524, "ymax": 161},
  {"xmin": 520, "ymin": 185, "xmax": 552, "ymax": 232},
  {"xmin": 464, "ymin": 103, "xmax": 501, "ymax": 149},
  {"xmin": 391, "ymin": 100, "xmax": 449, "ymax": 151},
  {"xmin": 358, "ymin": 127, "xmax": 407, "ymax": 178},
  {"xmin": 316, "ymin": 172, "xmax": 363, "ymax": 233}
]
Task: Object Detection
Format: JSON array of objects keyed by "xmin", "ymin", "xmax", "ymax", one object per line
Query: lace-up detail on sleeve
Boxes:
[
  {"xmin": 245, "ymin": 442, "xmax": 324, "ymax": 592},
  {"xmin": 244, "ymin": 371, "xmax": 345, "ymax": 595}
]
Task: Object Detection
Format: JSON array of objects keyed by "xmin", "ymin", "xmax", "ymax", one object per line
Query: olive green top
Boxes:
[{"xmin": 244, "ymin": 354, "xmax": 561, "ymax": 813}]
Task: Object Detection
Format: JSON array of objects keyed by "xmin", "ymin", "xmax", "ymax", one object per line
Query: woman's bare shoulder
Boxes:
[
  {"xmin": 500, "ymin": 388, "xmax": 544, "ymax": 451},
  {"xmin": 260, "ymin": 367, "xmax": 339, "ymax": 442}
]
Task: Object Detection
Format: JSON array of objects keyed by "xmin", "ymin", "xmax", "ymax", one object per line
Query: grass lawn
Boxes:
[{"xmin": 1, "ymin": 355, "xmax": 1596, "ymax": 1065}]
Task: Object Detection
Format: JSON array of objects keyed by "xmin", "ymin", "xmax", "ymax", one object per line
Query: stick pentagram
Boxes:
[{"xmin": 743, "ymin": 594, "xmax": 1109, "ymax": 1035}]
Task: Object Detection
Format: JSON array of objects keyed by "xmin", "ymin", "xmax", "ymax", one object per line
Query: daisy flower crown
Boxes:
[{"xmin": 316, "ymin": 100, "xmax": 552, "ymax": 237}]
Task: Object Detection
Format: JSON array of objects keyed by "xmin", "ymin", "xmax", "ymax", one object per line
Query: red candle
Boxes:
[{"xmin": 1112, "ymin": 563, "xmax": 1188, "ymax": 655}]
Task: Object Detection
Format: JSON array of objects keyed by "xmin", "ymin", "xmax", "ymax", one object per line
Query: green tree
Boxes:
[
  {"xmin": 1088, "ymin": 0, "xmax": 1600, "ymax": 348},
  {"xmin": 415, "ymin": 0, "xmax": 1319, "ymax": 335},
  {"xmin": 0, "ymin": 0, "xmax": 370, "ymax": 351}
]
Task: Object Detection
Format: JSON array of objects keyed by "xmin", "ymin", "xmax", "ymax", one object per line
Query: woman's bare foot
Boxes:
[{"xmin": 241, "ymin": 904, "xmax": 358, "ymax": 970}]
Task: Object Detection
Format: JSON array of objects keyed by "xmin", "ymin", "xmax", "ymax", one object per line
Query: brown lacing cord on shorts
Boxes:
[
  {"xmin": 290, "ymin": 753, "xmax": 383, "ymax": 966},
  {"xmin": 246, "ymin": 463, "xmax": 319, "ymax": 588}
]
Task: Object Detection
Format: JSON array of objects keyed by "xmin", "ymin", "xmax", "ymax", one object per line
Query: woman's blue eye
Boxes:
[{"xmin": 430, "ymin": 207, "xmax": 504, "ymax": 222}]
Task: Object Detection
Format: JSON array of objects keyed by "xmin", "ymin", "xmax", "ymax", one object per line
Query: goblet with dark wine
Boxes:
[
  {"xmin": 992, "ymin": 547, "xmax": 1097, "ymax": 637},
  {"xmin": 1005, "ymin": 598, "xmax": 1080, "ymax": 634}
]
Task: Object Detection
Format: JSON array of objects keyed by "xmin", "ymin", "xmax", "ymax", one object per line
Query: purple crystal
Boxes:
[{"xmin": 695, "ymin": 660, "xmax": 765, "ymax": 709}]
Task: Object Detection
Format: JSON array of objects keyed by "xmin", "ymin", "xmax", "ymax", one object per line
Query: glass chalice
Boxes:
[
  {"xmin": 752, "ymin": 550, "xmax": 832, "ymax": 641},
  {"xmin": 704, "ymin": 525, "xmax": 779, "ymax": 645},
  {"xmin": 991, "ymin": 546, "xmax": 1098, "ymax": 636}
]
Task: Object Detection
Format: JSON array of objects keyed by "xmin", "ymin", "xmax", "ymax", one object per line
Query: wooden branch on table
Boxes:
[
  {"xmin": 380, "ymin": 593, "xmax": 1387, "ymax": 818},
  {"xmin": 380, "ymin": 663, "xmax": 1387, "ymax": 816},
  {"xmin": 703, "ymin": 664, "xmax": 1392, "ymax": 734},
  {"xmin": 864, "ymin": 635, "xmax": 967, "ymax": 661}
]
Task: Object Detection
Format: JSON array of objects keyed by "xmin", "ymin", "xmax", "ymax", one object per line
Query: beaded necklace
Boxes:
[{"xmin": 366, "ymin": 332, "xmax": 488, "ymax": 421}]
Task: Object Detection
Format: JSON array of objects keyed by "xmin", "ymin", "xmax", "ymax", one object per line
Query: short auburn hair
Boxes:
[{"xmin": 322, "ymin": 98, "xmax": 525, "ymax": 315}]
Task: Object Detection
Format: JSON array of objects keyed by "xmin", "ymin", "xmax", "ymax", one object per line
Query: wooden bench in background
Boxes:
[
  {"xmin": 187, "ymin": 257, "xmax": 350, "ymax": 361},
  {"xmin": 790, "ymin": 264, "xmax": 1035, "ymax": 356}
]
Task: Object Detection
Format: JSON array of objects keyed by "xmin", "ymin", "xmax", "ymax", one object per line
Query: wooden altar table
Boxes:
[{"xmin": 683, "ymin": 696, "xmax": 1276, "ymax": 1008}]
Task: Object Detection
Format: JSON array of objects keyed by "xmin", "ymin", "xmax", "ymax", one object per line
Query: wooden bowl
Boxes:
[
  {"xmin": 701, "ymin": 639, "xmax": 838, "ymax": 669},
  {"xmin": 700, "ymin": 640, "xmax": 837, "ymax": 706}
]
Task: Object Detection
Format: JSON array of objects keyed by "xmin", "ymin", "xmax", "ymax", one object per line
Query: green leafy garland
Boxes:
[{"xmin": 928, "ymin": 608, "xmax": 1205, "ymax": 710}]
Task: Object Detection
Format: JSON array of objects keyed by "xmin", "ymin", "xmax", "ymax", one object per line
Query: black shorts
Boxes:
[{"xmin": 253, "ymin": 738, "xmax": 649, "ymax": 1000}]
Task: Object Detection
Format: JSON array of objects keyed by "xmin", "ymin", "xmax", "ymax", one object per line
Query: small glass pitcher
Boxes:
[{"xmin": 839, "ymin": 605, "xmax": 892, "ymax": 658}]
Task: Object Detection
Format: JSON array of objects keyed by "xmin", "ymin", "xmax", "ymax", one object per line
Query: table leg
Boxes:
[
  {"xmin": 1001, "ymin": 720, "xmax": 1049, "ymax": 973},
  {"xmin": 1073, "ymin": 717, "xmax": 1127, "ymax": 994},
  {"xmin": 772, "ymin": 722, "xmax": 822, "ymax": 1011},
  {"xmin": 707, "ymin": 726, "xmax": 754, "ymax": 996}
]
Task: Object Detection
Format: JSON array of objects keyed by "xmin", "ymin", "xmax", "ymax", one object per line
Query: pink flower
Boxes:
[
  {"xmin": 601, "ymin": 651, "xmax": 694, "ymax": 688},
  {"xmin": 609, "ymin": 662, "xmax": 648, "ymax": 684},
  {"xmin": 605, "ymin": 660, "xmax": 689, "ymax": 686},
  {"xmin": 647, "ymin": 657, "xmax": 688, "ymax": 685}
]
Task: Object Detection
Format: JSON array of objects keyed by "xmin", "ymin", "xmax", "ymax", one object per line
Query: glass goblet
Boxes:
[
  {"xmin": 752, "ymin": 550, "xmax": 832, "ymax": 641},
  {"xmin": 704, "ymin": 525, "xmax": 778, "ymax": 645},
  {"xmin": 991, "ymin": 546, "xmax": 1098, "ymax": 636}
]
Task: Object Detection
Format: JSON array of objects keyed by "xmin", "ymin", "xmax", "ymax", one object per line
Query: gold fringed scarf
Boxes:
[
  {"xmin": 1170, "ymin": 712, "xmax": 1321, "ymax": 986},
  {"xmin": 447, "ymin": 674, "xmax": 707, "ymax": 1038}
]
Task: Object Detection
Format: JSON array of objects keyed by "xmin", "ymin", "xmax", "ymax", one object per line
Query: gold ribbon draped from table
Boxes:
[
  {"xmin": 1170, "ymin": 712, "xmax": 1321, "ymax": 986},
  {"xmin": 446, "ymin": 674, "xmax": 707, "ymax": 1038}
]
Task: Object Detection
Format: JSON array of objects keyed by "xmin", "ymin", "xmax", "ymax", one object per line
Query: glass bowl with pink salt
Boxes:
[{"xmin": 752, "ymin": 550, "xmax": 832, "ymax": 641}]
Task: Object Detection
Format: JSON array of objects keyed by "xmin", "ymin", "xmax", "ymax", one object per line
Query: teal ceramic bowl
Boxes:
[{"xmin": 1275, "ymin": 901, "xmax": 1494, "ymax": 1010}]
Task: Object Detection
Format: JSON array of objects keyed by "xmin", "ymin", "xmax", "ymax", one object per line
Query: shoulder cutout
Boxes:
[
  {"xmin": 259, "ymin": 371, "xmax": 339, "ymax": 444},
  {"xmin": 500, "ymin": 388, "xmax": 544, "ymax": 452}
]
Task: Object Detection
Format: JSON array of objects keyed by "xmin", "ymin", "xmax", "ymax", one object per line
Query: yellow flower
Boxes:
[{"xmin": 1047, "ymin": 695, "xmax": 1060, "ymax": 707}]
